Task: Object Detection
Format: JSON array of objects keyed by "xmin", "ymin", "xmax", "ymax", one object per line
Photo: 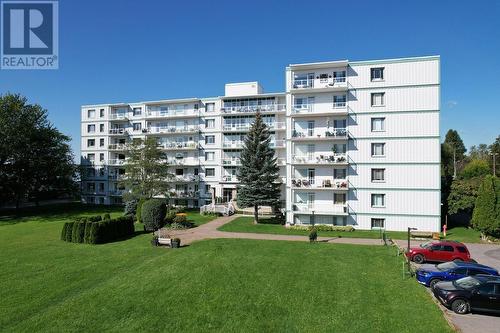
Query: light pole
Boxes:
[
  {"xmin": 490, "ymin": 152, "xmax": 498, "ymax": 176},
  {"xmin": 407, "ymin": 227, "xmax": 417, "ymax": 253}
]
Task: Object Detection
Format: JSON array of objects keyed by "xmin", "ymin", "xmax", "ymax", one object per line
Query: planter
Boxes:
[{"xmin": 171, "ymin": 239, "xmax": 181, "ymax": 248}]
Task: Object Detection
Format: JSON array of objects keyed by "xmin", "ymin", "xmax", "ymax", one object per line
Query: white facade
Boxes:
[{"xmin": 81, "ymin": 55, "xmax": 440, "ymax": 231}]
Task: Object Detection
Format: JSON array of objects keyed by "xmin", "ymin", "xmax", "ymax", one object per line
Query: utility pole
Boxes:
[{"xmin": 491, "ymin": 152, "xmax": 498, "ymax": 176}]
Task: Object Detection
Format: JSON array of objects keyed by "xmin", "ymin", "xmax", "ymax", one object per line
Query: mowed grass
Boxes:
[
  {"xmin": 0, "ymin": 205, "xmax": 453, "ymax": 332},
  {"xmin": 185, "ymin": 209, "xmax": 217, "ymax": 226}
]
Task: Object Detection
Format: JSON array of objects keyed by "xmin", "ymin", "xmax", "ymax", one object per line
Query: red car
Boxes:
[{"xmin": 406, "ymin": 241, "xmax": 471, "ymax": 264}]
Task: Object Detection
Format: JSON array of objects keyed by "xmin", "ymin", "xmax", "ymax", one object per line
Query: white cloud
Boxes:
[{"xmin": 446, "ymin": 100, "xmax": 458, "ymax": 108}]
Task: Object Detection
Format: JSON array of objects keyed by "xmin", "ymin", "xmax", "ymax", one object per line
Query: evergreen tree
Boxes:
[
  {"xmin": 471, "ymin": 175, "xmax": 499, "ymax": 238},
  {"xmin": 121, "ymin": 137, "xmax": 172, "ymax": 200},
  {"xmin": 237, "ymin": 112, "xmax": 281, "ymax": 223},
  {"xmin": 444, "ymin": 129, "xmax": 466, "ymax": 159}
]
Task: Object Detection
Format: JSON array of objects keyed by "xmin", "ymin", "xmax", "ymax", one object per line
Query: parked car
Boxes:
[
  {"xmin": 432, "ymin": 275, "xmax": 500, "ymax": 314},
  {"xmin": 406, "ymin": 240, "xmax": 471, "ymax": 264},
  {"xmin": 416, "ymin": 261, "xmax": 499, "ymax": 288}
]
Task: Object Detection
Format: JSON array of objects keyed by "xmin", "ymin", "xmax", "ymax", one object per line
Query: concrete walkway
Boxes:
[{"xmin": 166, "ymin": 215, "xmax": 384, "ymax": 246}]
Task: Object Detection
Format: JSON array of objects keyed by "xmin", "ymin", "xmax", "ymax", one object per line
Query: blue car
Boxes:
[{"xmin": 416, "ymin": 261, "xmax": 499, "ymax": 288}]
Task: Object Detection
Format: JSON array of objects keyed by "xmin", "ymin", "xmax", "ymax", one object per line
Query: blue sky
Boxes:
[{"xmin": 1, "ymin": 0, "xmax": 499, "ymax": 159}]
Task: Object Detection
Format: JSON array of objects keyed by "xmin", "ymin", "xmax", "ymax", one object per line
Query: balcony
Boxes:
[
  {"xmin": 160, "ymin": 142, "xmax": 199, "ymax": 150},
  {"xmin": 222, "ymin": 158, "xmax": 241, "ymax": 166},
  {"xmin": 223, "ymin": 141, "xmax": 244, "ymax": 149},
  {"xmin": 291, "ymin": 103, "xmax": 347, "ymax": 116},
  {"xmin": 168, "ymin": 157, "xmax": 199, "ymax": 166},
  {"xmin": 148, "ymin": 126, "xmax": 200, "ymax": 134},
  {"xmin": 146, "ymin": 109, "xmax": 199, "ymax": 119},
  {"xmin": 271, "ymin": 140, "xmax": 286, "ymax": 148},
  {"xmin": 292, "ymin": 203, "xmax": 348, "ymax": 215},
  {"xmin": 169, "ymin": 191, "xmax": 200, "ymax": 198},
  {"xmin": 108, "ymin": 144, "xmax": 127, "ymax": 150},
  {"xmin": 292, "ymin": 154, "xmax": 348, "ymax": 165},
  {"xmin": 108, "ymin": 128, "xmax": 128, "ymax": 135},
  {"xmin": 291, "ymin": 178, "xmax": 348, "ymax": 190},
  {"xmin": 221, "ymin": 104, "xmax": 286, "ymax": 114},
  {"xmin": 108, "ymin": 190, "xmax": 124, "ymax": 196},
  {"xmin": 108, "ymin": 159, "xmax": 126, "ymax": 166},
  {"xmin": 291, "ymin": 77, "xmax": 347, "ymax": 92},
  {"xmin": 291, "ymin": 128, "xmax": 348, "ymax": 141},
  {"xmin": 173, "ymin": 175, "xmax": 200, "ymax": 182},
  {"xmin": 108, "ymin": 174, "xmax": 124, "ymax": 181},
  {"xmin": 222, "ymin": 175, "xmax": 239, "ymax": 183},
  {"xmin": 223, "ymin": 122, "xmax": 285, "ymax": 132},
  {"xmin": 109, "ymin": 113, "xmax": 128, "ymax": 121}
]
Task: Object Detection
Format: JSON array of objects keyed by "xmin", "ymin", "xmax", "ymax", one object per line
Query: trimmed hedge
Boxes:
[
  {"xmin": 142, "ymin": 199, "xmax": 167, "ymax": 231},
  {"xmin": 136, "ymin": 198, "xmax": 146, "ymax": 223},
  {"xmin": 61, "ymin": 215, "xmax": 134, "ymax": 245}
]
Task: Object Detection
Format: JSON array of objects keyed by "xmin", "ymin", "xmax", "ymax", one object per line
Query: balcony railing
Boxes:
[
  {"xmin": 146, "ymin": 109, "xmax": 199, "ymax": 118},
  {"xmin": 271, "ymin": 140, "xmax": 286, "ymax": 148},
  {"xmin": 109, "ymin": 113, "xmax": 128, "ymax": 120},
  {"xmin": 292, "ymin": 128, "xmax": 348, "ymax": 139},
  {"xmin": 292, "ymin": 104, "xmax": 347, "ymax": 115},
  {"xmin": 292, "ymin": 77, "xmax": 346, "ymax": 89},
  {"xmin": 108, "ymin": 190, "xmax": 124, "ymax": 196},
  {"xmin": 148, "ymin": 126, "xmax": 200, "ymax": 134},
  {"xmin": 168, "ymin": 158, "xmax": 200, "ymax": 165},
  {"xmin": 291, "ymin": 179, "xmax": 348, "ymax": 189},
  {"xmin": 293, "ymin": 203, "xmax": 347, "ymax": 214},
  {"xmin": 160, "ymin": 142, "xmax": 199, "ymax": 150},
  {"xmin": 221, "ymin": 104, "xmax": 286, "ymax": 114},
  {"xmin": 292, "ymin": 153, "xmax": 347, "ymax": 164},
  {"xmin": 109, "ymin": 128, "xmax": 127, "ymax": 135},
  {"xmin": 223, "ymin": 141, "xmax": 244, "ymax": 148},
  {"xmin": 223, "ymin": 122, "xmax": 285, "ymax": 131},
  {"xmin": 173, "ymin": 175, "xmax": 200, "ymax": 182},
  {"xmin": 222, "ymin": 158, "xmax": 241, "ymax": 166},
  {"xmin": 108, "ymin": 174, "xmax": 124, "ymax": 180},
  {"xmin": 108, "ymin": 159, "xmax": 126, "ymax": 166},
  {"xmin": 169, "ymin": 191, "xmax": 200, "ymax": 198},
  {"xmin": 108, "ymin": 144, "xmax": 127, "ymax": 150},
  {"xmin": 222, "ymin": 175, "xmax": 239, "ymax": 182}
]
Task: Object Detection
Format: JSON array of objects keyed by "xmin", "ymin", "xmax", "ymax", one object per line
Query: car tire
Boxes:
[
  {"xmin": 429, "ymin": 279, "xmax": 441, "ymax": 289},
  {"xmin": 413, "ymin": 254, "xmax": 425, "ymax": 264},
  {"xmin": 451, "ymin": 299, "xmax": 470, "ymax": 314}
]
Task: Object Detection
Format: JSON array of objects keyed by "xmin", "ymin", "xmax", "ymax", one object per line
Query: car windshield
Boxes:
[
  {"xmin": 453, "ymin": 276, "xmax": 481, "ymax": 290},
  {"xmin": 437, "ymin": 262, "xmax": 457, "ymax": 271},
  {"xmin": 420, "ymin": 241, "xmax": 433, "ymax": 249}
]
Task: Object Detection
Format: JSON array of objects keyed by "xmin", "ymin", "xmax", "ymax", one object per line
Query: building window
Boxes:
[
  {"xmin": 133, "ymin": 123, "xmax": 142, "ymax": 131},
  {"xmin": 99, "ymin": 124, "xmax": 104, "ymax": 132},
  {"xmin": 371, "ymin": 117, "xmax": 385, "ymax": 132},
  {"xmin": 205, "ymin": 168, "xmax": 215, "ymax": 177},
  {"xmin": 371, "ymin": 93, "xmax": 385, "ymax": 106},
  {"xmin": 333, "ymin": 143, "xmax": 346, "ymax": 154},
  {"xmin": 98, "ymin": 183, "xmax": 105, "ymax": 192},
  {"xmin": 333, "ymin": 95, "xmax": 347, "ymax": 107},
  {"xmin": 87, "ymin": 153, "xmax": 95, "ymax": 163},
  {"xmin": 371, "ymin": 143, "xmax": 385, "ymax": 157},
  {"xmin": 99, "ymin": 109, "xmax": 105, "ymax": 117},
  {"xmin": 334, "ymin": 168, "xmax": 346, "ymax": 179},
  {"xmin": 99, "ymin": 153, "xmax": 104, "ymax": 161},
  {"xmin": 87, "ymin": 124, "xmax": 95, "ymax": 133},
  {"xmin": 319, "ymin": 73, "xmax": 329, "ymax": 83},
  {"xmin": 194, "ymin": 168, "xmax": 199, "ymax": 176},
  {"xmin": 88, "ymin": 109, "xmax": 95, "ymax": 118},
  {"xmin": 371, "ymin": 168, "xmax": 385, "ymax": 182},
  {"xmin": 87, "ymin": 182, "xmax": 95, "ymax": 192},
  {"xmin": 205, "ymin": 119, "xmax": 215, "ymax": 128},
  {"xmin": 87, "ymin": 139, "xmax": 95, "ymax": 147},
  {"xmin": 371, "ymin": 218, "xmax": 385, "ymax": 229},
  {"xmin": 133, "ymin": 107, "xmax": 142, "ymax": 116},
  {"xmin": 99, "ymin": 138, "xmax": 104, "ymax": 147},
  {"xmin": 371, "ymin": 194, "xmax": 385, "ymax": 207},
  {"xmin": 334, "ymin": 193, "xmax": 346, "ymax": 204},
  {"xmin": 371, "ymin": 68, "xmax": 384, "ymax": 81},
  {"xmin": 205, "ymin": 103, "xmax": 215, "ymax": 113},
  {"xmin": 175, "ymin": 169, "xmax": 184, "ymax": 176},
  {"xmin": 205, "ymin": 135, "xmax": 215, "ymax": 144},
  {"xmin": 205, "ymin": 152, "xmax": 215, "ymax": 161}
]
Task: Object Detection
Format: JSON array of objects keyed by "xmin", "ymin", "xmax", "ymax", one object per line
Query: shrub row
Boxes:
[
  {"xmin": 61, "ymin": 215, "xmax": 134, "ymax": 244},
  {"xmin": 288, "ymin": 225, "xmax": 355, "ymax": 232}
]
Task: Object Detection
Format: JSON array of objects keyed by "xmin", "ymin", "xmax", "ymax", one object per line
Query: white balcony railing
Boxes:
[
  {"xmin": 292, "ymin": 77, "xmax": 346, "ymax": 89},
  {"xmin": 223, "ymin": 122, "xmax": 286, "ymax": 131},
  {"xmin": 146, "ymin": 109, "xmax": 199, "ymax": 118},
  {"xmin": 221, "ymin": 104, "xmax": 286, "ymax": 114},
  {"xmin": 108, "ymin": 159, "xmax": 125, "ymax": 165},
  {"xmin": 271, "ymin": 140, "xmax": 286, "ymax": 148},
  {"xmin": 109, "ymin": 113, "xmax": 128, "ymax": 120},
  {"xmin": 173, "ymin": 175, "xmax": 200, "ymax": 182},
  {"xmin": 333, "ymin": 102, "xmax": 346, "ymax": 108},
  {"xmin": 168, "ymin": 158, "xmax": 199, "ymax": 165},
  {"xmin": 169, "ymin": 191, "xmax": 200, "ymax": 198},
  {"xmin": 222, "ymin": 158, "xmax": 241, "ymax": 166},
  {"xmin": 292, "ymin": 104, "xmax": 347, "ymax": 114},
  {"xmin": 108, "ymin": 144, "xmax": 126, "ymax": 150},
  {"xmin": 291, "ymin": 178, "xmax": 348, "ymax": 189},
  {"xmin": 292, "ymin": 128, "xmax": 348, "ymax": 139},
  {"xmin": 161, "ymin": 142, "xmax": 198, "ymax": 150},
  {"xmin": 223, "ymin": 141, "xmax": 244, "ymax": 148},
  {"xmin": 222, "ymin": 175, "xmax": 239, "ymax": 182},
  {"xmin": 292, "ymin": 153, "xmax": 347, "ymax": 164},
  {"xmin": 108, "ymin": 128, "xmax": 127, "ymax": 135},
  {"xmin": 148, "ymin": 126, "xmax": 200, "ymax": 134},
  {"xmin": 293, "ymin": 203, "xmax": 347, "ymax": 214}
]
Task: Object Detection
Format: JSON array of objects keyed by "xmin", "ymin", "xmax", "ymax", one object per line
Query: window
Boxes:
[
  {"xmin": 371, "ymin": 67, "xmax": 384, "ymax": 81},
  {"xmin": 430, "ymin": 244, "xmax": 442, "ymax": 251},
  {"xmin": 443, "ymin": 245, "xmax": 454, "ymax": 252},
  {"xmin": 457, "ymin": 246, "xmax": 467, "ymax": 253},
  {"xmin": 468, "ymin": 268, "xmax": 486, "ymax": 276},
  {"xmin": 175, "ymin": 169, "xmax": 184, "ymax": 176},
  {"xmin": 99, "ymin": 109, "xmax": 105, "ymax": 117},
  {"xmin": 205, "ymin": 152, "xmax": 215, "ymax": 161},
  {"xmin": 333, "ymin": 143, "xmax": 346, "ymax": 154},
  {"xmin": 88, "ymin": 109, "xmax": 95, "ymax": 118},
  {"xmin": 205, "ymin": 168, "xmax": 215, "ymax": 177},
  {"xmin": 371, "ymin": 194, "xmax": 385, "ymax": 207},
  {"xmin": 372, "ymin": 143, "xmax": 385, "ymax": 156},
  {"xmin": 334, "ymin": 193, "xmax": 346, "ymax": 204},
  {"xmin": 371, "ymin": 218, "xmax": 385, "ymax": 229},
  {"xmin": 87, "ymin": 139, "xmax": 95, "ymax": 147},
  {"xmin": 133, "ymin": 123, "xmax": 142, "ymax": 131},
  {"xmin": 319, "ymin": 73, "xmax": 328, "ymax": 83},
  {"xmin": 87, "ymin": 124, "xmax": 95, "ymax": 133},
  {"xmin": 334, "ymin": 168, "xmax": 346, "ymax": 179},
  {"xmin": 371, "ymin": 169, "xmax": 385, "ymax": 182},
  {"xmin": 477, "ymin": 284, "xmax": 495, "ymax": 295},
  {"xmin": 453, "ymin": 268, "xmax": 467, "ymax": 275},
  {"xmin": 99, "ymin": 124, "xmax": 104, "ymax": 132},
  {"xmin": 371, "ymin": 118, "xmax": 385, "ymax": 132},
  {"xmin": 205, "ymin": 103, "xmax": 215, "ymax": 113},
  {"xmin": 99, "ymin": 138, "xmax": 104, "ymax": 147},
  {"xmin": 194, "ymin": 168, "xmax": 199, "ymax": 176},
  {"xmin": 87, "ymin": 182, "xmax": 95, "ymax": 192},
  {"xmin": 371, "ymin": 93, "xmax": 385, "ymax": 106},
  {"xmin": 87, "ymin": 153, "xmax": 95, "ymax": 163},
  {"xmin": 98, "ymin": 183, "xmax": 105, "ymax": 192},
  {"xmin": 205, "ymin": 119, "xmax": 215, "ymax": 128},
  {"xmin": 333, "ymin": 95, "xmax": 346, "ymax": 107},
  {"xmin": 205, "ymin": 135, "xmax": 215, "ymax": 144},
  {"xmin": 133, "ymin": 107, "xmax": 142, "ymax": 116},
  {"xmin": 99, "ymin": 153, "xmax": 104, "ymax": 161}
]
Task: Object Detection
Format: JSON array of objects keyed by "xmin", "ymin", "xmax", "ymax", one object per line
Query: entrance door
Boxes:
[{"xmin": 223, "ymin": 189, "xmax": 233, "ymax": 203}]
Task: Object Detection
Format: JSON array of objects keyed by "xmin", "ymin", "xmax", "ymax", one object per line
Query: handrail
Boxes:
[{"xmin": 221, "ymin": 104, "xmax": 286, "ymax": 114}]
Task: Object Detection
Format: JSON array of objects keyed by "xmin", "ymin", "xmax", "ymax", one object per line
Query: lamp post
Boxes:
[
  {"xmin": 490, "ymin": 152, "xmax": 498, "ymax": 176},
  {"xmin": 407, "ymin": 227, "xmax": 417, "ymax": 253}
]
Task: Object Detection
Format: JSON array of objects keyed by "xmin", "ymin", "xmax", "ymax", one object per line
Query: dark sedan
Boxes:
[{"xmin": 432, "ymin": 275, "xmax": 500, "ymax": 314}]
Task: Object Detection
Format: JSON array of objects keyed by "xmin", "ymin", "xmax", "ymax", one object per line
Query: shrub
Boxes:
[
  {"xmin": 164, "ymin": 211, "xmax": 177, "ymax": 224},
  {"xmin": 174, "ymin": 205, "xmax": 186, "ymax": 213},
  {"xmin": 64, "ymin": 222, "xmax": 75, "ymax": 242},
  {"xmin": 87, "ymin": 215, "xmax": 135, "ymax": 244},
  {"xmin": 61, "ymin": 222, "xmax": 69, "ymax": 241},
  {"xmin": 167, "ymin": 222, "xmax": 188, "ymax": 230},
  {"xmin": 472, "ymin": 175, "xmax": 500, "ymax": 238},
  {"xmin": 142, "ymin": 199, "xmax": 167, "ymax": 231},
  {"xmin": 103, "ymin": 213, "xmax": 111, "ymax": 220},
  {"xmin": 72, "ymin": 220, "xmax": 86, "ymax": 243},
  {"xmin": 172, "ymin": 215, "xmax": 187, "ymax": 224},
  {"xmin": 136, "ymin": 198, "xmax": 146, "ymax": 223},
  {"xmin": 88, "ymin": 215, "xmax": 103, "ymax": 222},
  {"xmin": 309, "ymin": 227, "xmax": 318, "ymax": 242},
  {"xmin": 84, "ymin": 221, "xmax": 95, "ymax": 243},
  {"xmin": 124, "ymin": 199, "xmax": 138, "ymax": 216}
]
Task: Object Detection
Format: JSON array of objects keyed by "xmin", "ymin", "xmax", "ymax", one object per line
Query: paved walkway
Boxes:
[{"xmin": 166, "ymin": 215, "xmax": 384, "ymax": 246}]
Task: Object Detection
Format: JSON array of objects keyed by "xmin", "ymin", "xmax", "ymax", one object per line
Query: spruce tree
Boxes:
[
  {"xmin": 471, "ymin": 175, "xmax": 499, "ymax": 238},
  {"xmin": 237, "ymin": 112, "xmax": 281, "ymax": 223}
]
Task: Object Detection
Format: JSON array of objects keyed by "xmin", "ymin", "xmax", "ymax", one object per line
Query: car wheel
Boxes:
[
  {"xmin": 451, "ymin": 299, "xmax": 470, "ymax": 314},
  {"xmin": 429, "ymin": 279, "xmax": 441, "ymax": 289},
  {"xmin": 413, "ymin": 254, "xmax": 425, "ymax": 264}
]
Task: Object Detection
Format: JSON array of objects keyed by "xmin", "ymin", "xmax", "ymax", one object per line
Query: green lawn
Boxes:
[
  {"xmin": 0, "ymin": 205, "xmax": 453, "ymax": 332},
  {"xmin": 185, "ymin": 209, "xmax": 217, "ymax": 226}
]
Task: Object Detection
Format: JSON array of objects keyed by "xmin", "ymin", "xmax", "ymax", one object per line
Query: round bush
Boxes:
[
  {"xmin": 172, "ymin": 214, "xmax": 187, "ymax": 225},
  {"xmin": 141, "ymin": 199, "xmax": 167, "ymax": 231},
  {"xmin": 124, "ymin": 200, "xmax": 138, "ymax": 216}
]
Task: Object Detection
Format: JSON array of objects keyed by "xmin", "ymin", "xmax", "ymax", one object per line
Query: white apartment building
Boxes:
[{"xmin": 81, "ymin": 55, "xmax": 440, "ymax": 232}]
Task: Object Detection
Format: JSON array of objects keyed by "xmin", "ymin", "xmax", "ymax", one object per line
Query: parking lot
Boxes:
[{"xmin": 397, "ymin": 240, "xmax": 500, "ymax": 333}]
